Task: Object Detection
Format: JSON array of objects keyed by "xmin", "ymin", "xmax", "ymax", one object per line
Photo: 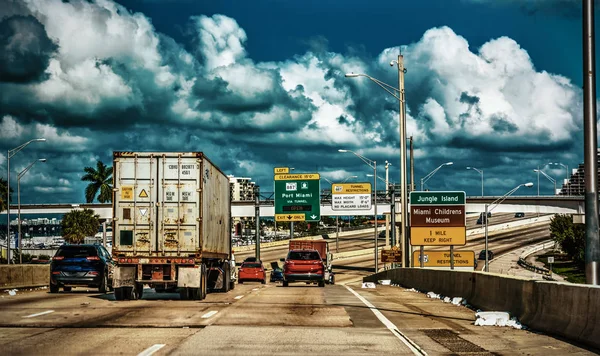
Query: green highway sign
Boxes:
[
  {"xmin": 410, "ymin": 191, "xmax": 466, "ymax": 205},
  {"xmin": 274, "ymin": 173, "xmax": 321, "ymax": 222}
]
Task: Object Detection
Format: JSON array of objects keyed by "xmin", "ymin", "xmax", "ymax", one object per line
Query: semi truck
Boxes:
[
  {"xmin": 111, "ymin": 152, "xmax": 235, "ymax": 300},
  {"xmin": 288, "ymin": 240, "xmax": 335, "ymax": 284}
]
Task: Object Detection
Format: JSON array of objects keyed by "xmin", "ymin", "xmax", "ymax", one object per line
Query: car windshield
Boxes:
[
  {"xmin": 242, "ymin": 263, "xmax": 262, "ymax": 268},
  {"xmin": 288, "ymin": 251, "xmax": 321, "ymax": 260},
  {"xmin": 56, "ymin": 246, "xmax": 98, "ymax": 258}
]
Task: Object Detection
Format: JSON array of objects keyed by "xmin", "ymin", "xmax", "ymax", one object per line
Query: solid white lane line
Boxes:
[
  {"xmin": 344, "ymin": 286, "xmax": 427, "ymax": 356},
  {"xmin": 234, "ymin": 295, "xmax": 244, "ymax": 300},
  {"xmin": 137, "ymin": 344, "xmax": 166, "ymax": 356},
  {"xmin": 23, "ymin": 310, "xmax": 54, "ymax": 318},
  {"xmin": 201, "ymin": 310, "xmax": 218, "ymax": 318}
]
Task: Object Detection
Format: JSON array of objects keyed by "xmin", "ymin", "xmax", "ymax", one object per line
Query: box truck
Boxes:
[
  {"xmin": 288, "ymin": 240, "xmax": 335, "ymax": 284},
  {"xmin": 111, "ymin": 152, "xmax": 235, "ymax": 300}
]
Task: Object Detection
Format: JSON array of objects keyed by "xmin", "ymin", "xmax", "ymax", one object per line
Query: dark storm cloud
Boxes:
[
  {"xmin": 459, "ymin": 91, "xmax": 479, "ymax": 105},
  {"xmin": 0, "ymin": 15, "xmax": 58, "ymax": 83},
  {"xmin": 465, "ymin": 0, "xmax": 600, "ymax": 18},
  {"xmin": 490, "ymin": 113, "xmax": 518, "ymax": 134}
]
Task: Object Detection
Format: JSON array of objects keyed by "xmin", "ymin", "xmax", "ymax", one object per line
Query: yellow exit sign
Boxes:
[{"xmin": 274, "ymin": 167, "xmax": 290, "ymax": 174}]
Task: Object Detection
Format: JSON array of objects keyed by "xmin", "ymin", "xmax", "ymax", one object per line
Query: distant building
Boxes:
[
  {"xmin": 557, "ymin": 148, "xmax": 600, "ymax": 196},
  {"xmin": 229, "ymin": 175, "xmax": 256, "ymax": 201},
  {"xmin": 228, "ymin": 175, "xmax": 257, "ymax": 233}
]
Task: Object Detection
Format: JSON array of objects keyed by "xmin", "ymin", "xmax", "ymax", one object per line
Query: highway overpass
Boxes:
[{"xmin": 3, "ymin": 196, "xmax": 585, "ymax": 219}]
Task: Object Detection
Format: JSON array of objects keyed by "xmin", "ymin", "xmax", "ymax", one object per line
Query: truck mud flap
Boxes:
[
  {"xmin": 113, "ymin": 266, "xmax": 136, "ymax": 288},
  {"xmin": 177, "ymin": 266, "xmax": 201, "ymax": 288},
  {"xmin": 208, "ymin": 267, "xmax": 224, "ymax": 291}
]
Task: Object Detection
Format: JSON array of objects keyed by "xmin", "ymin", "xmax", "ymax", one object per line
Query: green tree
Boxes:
[
  {"xmin": 81, "ymin": 160, "xmax": 113, "ymax": 203},
  {"xmin": 549, "ymin": 214, "xmax": 585, "ymax": 264},
  {"xmin": 0, "ymin": 177, "xmax": 13, "ymax": 212},
  {"xmin": 61, "ymin": 209, "xmax": 99, "ymax": 244}
]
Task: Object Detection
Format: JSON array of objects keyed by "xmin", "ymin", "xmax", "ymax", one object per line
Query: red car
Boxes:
[
  {"xmin": 281, "ymin": 249, "xmax": 325, "ymax": 287},
  {"xmin": 238, "ymin": 262, "xmax": 266, "ymax": 284}
]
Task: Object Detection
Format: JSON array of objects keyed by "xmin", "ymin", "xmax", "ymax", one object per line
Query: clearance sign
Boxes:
[{"xmin": 412, "ymin": 251, "xmax": 475, "ymax": 268}]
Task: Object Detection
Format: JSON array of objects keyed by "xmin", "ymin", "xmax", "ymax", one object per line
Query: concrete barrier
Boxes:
[
  {"xmin": 0, "ymin": 265, "xmax": 50, "ymax": 290},
  {"xmin": 364, "ymin": 268, "xmax": 600, "ymax": 351}
]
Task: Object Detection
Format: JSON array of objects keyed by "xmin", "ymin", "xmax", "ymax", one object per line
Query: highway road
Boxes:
[
  {"xmin": 0, "ymin": 275, "xmax": 594, "ymax": 355},
  {"xmin": 2, "ymin": 213, "xmax": 587, "ymax": 355}
]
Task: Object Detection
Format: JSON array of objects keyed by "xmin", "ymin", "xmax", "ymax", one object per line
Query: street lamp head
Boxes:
[
  {"xmin": 344, "ymin": 73, "xmax": 360, "ymax": 78},
  {"xmin": 34, "ymin": 138, "xmax": 46, "ymax": 142},
  {"xmin": 290, "ymin": 167, "xmax": 295, "ymax": 171},
  {"xmin": 445, "ymin": 162, "xmax": 453, "ymax": 166},
  {"xmin": 524, "ymin": 182, "xmax": 534, "ymax": 187},
  {"xmin": 533, "ymin": 169, "xmax": 539, "ymax": 172},
  {"xmin": 466, "ymin": 167, "xmax": 472, "ymax": 170},
  {"xmin": 39, "ymin": 159, "xmax": 47, "ymax": 162},
  {"xmin": 338, "ymin": 149, "xmax": 348, "ymax": 153}
]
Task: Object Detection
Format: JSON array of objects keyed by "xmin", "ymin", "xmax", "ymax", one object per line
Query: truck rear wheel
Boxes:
[
  {"xmin": 179, "ymin": 288, "xmax": 189, "ymax": 300},
  {"xmin": 222, "ymin": 263, "xmax": 231, "ymax": 293},
  {"xmin": 114, "ymin": 287, "xmax": 126, "ymax": 301},
  {"xmin": 200, "ymin": 264, "xmax": 207, "ymax": 300}
]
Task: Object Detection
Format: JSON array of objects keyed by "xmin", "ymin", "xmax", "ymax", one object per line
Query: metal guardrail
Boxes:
[{"xmin": 517, "ymin": 240, "xmax": 556, "ymax": 278}]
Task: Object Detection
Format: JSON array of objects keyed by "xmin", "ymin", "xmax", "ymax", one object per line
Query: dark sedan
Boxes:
[{"xmin": 50, "ymin": 244, "xmax": 114, "ymax": 293}]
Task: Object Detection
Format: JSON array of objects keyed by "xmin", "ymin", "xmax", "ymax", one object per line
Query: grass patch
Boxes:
[{"xmin": 537, "ymin": 253, "xmax": 586, "ymax": 284}]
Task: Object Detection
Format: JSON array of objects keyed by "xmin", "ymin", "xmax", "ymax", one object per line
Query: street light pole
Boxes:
[
  {"xmin": 17, "ymin": 159, "xmax": 46, "ymax": 264},
  {"xmin": 345, "ymin": 52, "xmax": 408, "ymax": 268},
  {"xmin": 420, "ymin": 162, "xmax": 454, "ymax": 191},
  {"xmin": 338, "ymin": 149, "xmax": 378, "ymax": 272},
  {"xmin": 551, "ymin": 162, "xmax": 569, "ymax": 195},
  {"xmin": 5, "ymin": 138, "xmax": 46, "ymax": 265},
  {"xmin": 534, "ymin": 169, "xmax": 556, "ymax": 195},
  {"xmin": 466, "ymin": 167, "xmax": 484, "ymax": 197},
  {"xmin": 484, "ymin": 182, "xmax": 534, "ymax": 272}
]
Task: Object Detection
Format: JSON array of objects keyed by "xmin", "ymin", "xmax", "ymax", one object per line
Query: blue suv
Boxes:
[{"xmin": 50, "ymin": 244, "xmax": 114, "ymax": 293}]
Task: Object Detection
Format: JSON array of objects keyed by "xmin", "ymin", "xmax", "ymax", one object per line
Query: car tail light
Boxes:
[
  {"xmin": 87, "ymin": 271, "xmax": 99, "ymax": 275},
  {"xmin": 52, "ymin": 256, "xmax": 64, "ymax": 261},
  {"xmin": 86, "ymin": 256, "xmax": 100, "ymax": 261},
  {"xmin": 52, "ymin": 271, "xmax": 60, "ymax": 275}
]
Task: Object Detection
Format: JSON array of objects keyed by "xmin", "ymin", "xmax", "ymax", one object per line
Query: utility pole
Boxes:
[
  {"xmin": 583, "ymin": 0, "xmax": 599, "ymax": 285},
  {"xmin": 409, "ymin": 136, "xmax": 414, "ymax": 192},
  {"xmin": 397, "ymin": 53, "xmax": 408, "ymax": 269},
  {"xmin": 385, "ymin": 161, "xmax": 391, "ymax": 247},
  {"xmin": 254, "ymin": 185, "xmax": 260, "ymax": 261},
  {"xmin": 409, "ymin": 135, "xmax": 414, "ymax": 266}
]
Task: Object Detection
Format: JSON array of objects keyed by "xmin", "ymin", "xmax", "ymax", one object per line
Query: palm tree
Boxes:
[
  {"xmin": 0, "ymin": 177, "xmax": 13, "ymax": 212},
  {"xmin": 61, "ymin": 209, "xmax": 99, "ymax": 244},
  {"xmin": 81, "ymin": 160, "xmax": 113, "ymax": 203}
]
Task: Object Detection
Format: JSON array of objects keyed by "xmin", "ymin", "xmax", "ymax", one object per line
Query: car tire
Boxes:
[
  {"xmin": 229, "ymin": 281, "xmax": 235, "ymax": 290},
  {"xmin": 239, "ymin": 280, "xmax": 243, "ymax": 284},
  {"xmin": 261, "ymin": 279, "xmax": 266, "ymax": 284},
  {"xmin": 318, "ymin": 281, "xmax": 325, "ymax": 288},
  {"xmin": 282, "ymin": 280, "xmax": 288, "ymax": 287},
  {"xmin": 63, "ymin": 286, "xmax": 72, "ymax": 292},
  {"xmin": 49, "ymin": 281, "xmax": 59, "ymax": 293}
]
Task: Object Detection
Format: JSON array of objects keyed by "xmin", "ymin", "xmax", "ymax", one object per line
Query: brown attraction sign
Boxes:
[{"xmin": 410, "ymin": 205, "xmax": 465, "ymax": 227}]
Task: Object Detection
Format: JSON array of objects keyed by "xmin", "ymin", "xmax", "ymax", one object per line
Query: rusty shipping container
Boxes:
[{"xmin": 111, "ymin": 152, "xmax": 234, "ymax": 300}]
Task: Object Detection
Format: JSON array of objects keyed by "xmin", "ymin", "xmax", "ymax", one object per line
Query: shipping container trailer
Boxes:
[{"xmin": 111, "ymin": 152, "xmax": 236, "ymax": 300}]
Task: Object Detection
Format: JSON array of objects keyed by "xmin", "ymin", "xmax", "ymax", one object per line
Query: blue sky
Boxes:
[{"xmin": 0, "ymin": 0, "xmax": 597, "ymax": 206}]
